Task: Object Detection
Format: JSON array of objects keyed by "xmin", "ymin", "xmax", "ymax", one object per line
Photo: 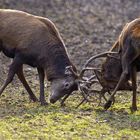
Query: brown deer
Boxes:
[
  {"xmin": 103, "ymin": 18, "xmax": 140, "ymax": 112},
  {"xmin": 0, "ymin": 9, "xmax": 78, "ymax": 105},
  {"xmin": 78, "ymin": 20, "xmax": 140, "ymax": 110},
  {"xmin": 96, "ymin": 40, "xmax": 132, "ymax": 92}
]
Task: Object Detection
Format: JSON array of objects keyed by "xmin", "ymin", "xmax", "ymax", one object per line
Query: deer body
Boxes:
[
  {"xmin": 104, "ymin": 18, "xmax": 140, "ymax": 111},
  {"xmin": 0, "ymin": 9, "xmax": 78, "ymax": 105}
]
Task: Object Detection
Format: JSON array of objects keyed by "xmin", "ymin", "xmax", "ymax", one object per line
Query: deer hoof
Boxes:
[
  {"xmin": 104, "ymin": 100, "xmax": 112, "ymax": 110},
  {"xmin": 130, "ymin": 106, "xmax": 137, "ymax": 113}
]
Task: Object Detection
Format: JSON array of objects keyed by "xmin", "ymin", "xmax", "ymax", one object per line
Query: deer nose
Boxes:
[{"xmin": 50, "ymin": 98, "xmax": 56, "ymax": 104}]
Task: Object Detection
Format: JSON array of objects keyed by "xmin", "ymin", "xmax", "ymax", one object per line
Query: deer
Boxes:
[
  {"xmin": 77, "ymin": 21, "xmax": 140, "ymax": 109},
  {"xmin": 0, "ymin": 9, "xmax": 80, "ymax": 105},
  {"xmin": 93, "ymin": 39, "xmax": 133, "ymax": 105},
  {"xmin": 103, "ymin": 18, "xmax": 140, "ymax": 112},
  {"xmin": 80, "ymin": 19, "xmax": 140, "ymax": 112}
]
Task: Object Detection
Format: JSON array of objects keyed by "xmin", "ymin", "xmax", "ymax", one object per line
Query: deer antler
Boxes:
[
  {"xmin": 79, "ymin": 67, "xmax": 101, "ymax": 79},
  {"xmin": 84, "ymin": 51, "xmax": 118, "ymax": 67},
  {"xmin": 76, "ymin": 52, "xmax": 118, "ymax": 108},
  {"xmin": 65, "ymin": 52, "xmax": 118, "ymax": 108},
  {"xmin": 107, "ymin": 54, "xmax": 120, "ymax": 60}
]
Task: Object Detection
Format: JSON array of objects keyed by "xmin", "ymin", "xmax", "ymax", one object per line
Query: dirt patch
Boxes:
[{"xmin": 0, "ymin": 0, "xmax": 140, "ymax": 83}]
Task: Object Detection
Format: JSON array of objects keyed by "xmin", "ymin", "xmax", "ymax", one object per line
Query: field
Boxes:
[
  {"xmin": 0, "ymin": 0, "xmax": 140, "ymax": 140},
  {"xmin": 0, "ymin": 84, "xmax": 140, "ymax": 140}
]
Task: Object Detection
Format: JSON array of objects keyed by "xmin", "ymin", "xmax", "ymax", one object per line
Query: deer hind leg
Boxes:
[
  {"xmin": 104, "ymin": 70, "xmax": 129, "ymax": 110},
  {"xmin": 130, "ymin": 66, "xmax": 137, "ymax": 112},
  {"xmin": 37, "ymin": 67, "xmax": 48, "ymax": 105},
  {"xmin": 16, "ymin": 66, "xmax": 38, "ymax": 102},
  {"xmin": 0, "ymin": 57, "xmax": 22, "ymax": 95}
]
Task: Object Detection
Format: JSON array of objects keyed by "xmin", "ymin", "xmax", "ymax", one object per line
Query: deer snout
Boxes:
[
  {"xmin": 50, "ymin": 98, "xmax": 56, "ymax": 104},
  {"xmin": 49, "ymin": 93, "xmax": 60, "ymax": 104}
]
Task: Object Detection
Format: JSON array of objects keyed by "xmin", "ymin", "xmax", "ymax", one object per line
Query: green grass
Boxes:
[{"xmin": 0, "ymin": 86, "xmax": 140, "ymax": 140}]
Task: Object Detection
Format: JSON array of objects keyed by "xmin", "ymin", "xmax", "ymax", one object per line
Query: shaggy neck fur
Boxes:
[{"xmin": 45, "ymin": 43, "xmax": 73, "ymax": 81}]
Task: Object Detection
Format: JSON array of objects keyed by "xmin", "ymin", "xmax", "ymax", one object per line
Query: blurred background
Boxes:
[{"xmin": 0, "ymin": 0, "xmax": 140, "ymax": 84}]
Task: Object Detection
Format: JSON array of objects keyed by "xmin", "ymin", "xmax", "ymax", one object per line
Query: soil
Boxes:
[{"xmin": 0, "ymin": 0, "xmax": 140, "ymax": 84}]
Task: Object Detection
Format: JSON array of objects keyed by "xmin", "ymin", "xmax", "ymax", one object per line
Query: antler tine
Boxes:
[
  {"xmin": 76, "ymin": 52, "xmax": 118, "ymax": 108},
  {"xmin": 107, "ymin": 54, "xmax": 120, "ymax": 60},
  {"xmin": 93, "ymin": 69, "xmax": 104, "ymax": 87},
  {"xmin": 60, "ymin": 93, "xmax": 71, "ymax": 107},
  {"xmin": 79, "ymin": 67, "xmax": 101, "ymax": 79},
  {"xmin": 78, "ymin": 51, "xmax": 118, "ymax": 80},
  {"xmin": 84, "ymin": 51, "xmax": 118, "ymax": 68},
  {"xmin": 88, "ymin": 75, "xmax": 96, "ymax": 81},
  {"xmin": 76, "ymin": 98, "xmax": 87, "ymax": 108}
]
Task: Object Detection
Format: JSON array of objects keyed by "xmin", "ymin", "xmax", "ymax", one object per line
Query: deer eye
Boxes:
[{"xmin": 64, "ymin": 82, "xmax": 70, "ymax": 89}]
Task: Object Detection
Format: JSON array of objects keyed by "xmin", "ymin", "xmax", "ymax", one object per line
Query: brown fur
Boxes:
[
  {"xmin": 0, "ymin": 9, "xmax": 77, "ymax": 105},
  {"xmin": 0, "ymin": 9, "xmax": 62, "ymax": 49},
  {"xmin": 132, "ymin": 25, "xmax": 140, "ymax": 38},
  {"xmin": 109, "ymin": 39, "xmax": 119, "ymax": 52},
  {"xmin": 104, "ymin": 18, "xmax": 140, "ymax": 111},
  {"xmin": 101, "ymin": 40, "xmax": 132, "ymax": 90}
]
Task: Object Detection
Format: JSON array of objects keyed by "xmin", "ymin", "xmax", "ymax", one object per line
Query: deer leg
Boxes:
[
  {"xmin": 108, "ymin": 90, "xmax": 115, "ymax": 104},
  {"xmin": 102, "ymin": 92, "xmax": 108, "ymax": 102},
  {"xmin": 104, "ymin": 46, "xmax": 138, "ymax": 110},
  {"xmin": 98, "ymin": 92, "xmax": 103, "ymax": 106},
  {"xmin": 16, "ymin": 66, "xmax": 38, "ymax": 102},
  {"xmin": 104, "ymin": 71, "xmax": 128, "ymax": 110},
  {"xmin": 0, "ymin": 57, "xmax": 22, "ymax": 95},
  {"xmin": 37, "ymin": 67, "xmax": 48, "ymax": 105},
  {"xmin": 130, "ymin": 66, "xmax": 137, "ymax": 112}
]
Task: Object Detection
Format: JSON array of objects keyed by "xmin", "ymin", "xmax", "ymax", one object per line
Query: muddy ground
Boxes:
[{"xmin": 0, "ymin": 0, "xmax": 140, "ymax": 84}]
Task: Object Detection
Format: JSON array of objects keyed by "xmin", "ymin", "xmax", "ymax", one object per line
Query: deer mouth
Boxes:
[
  {"xmin": 50, "ymin": 98, "xmax": 56, "ymax": 104},
  {"xmin": 49, "ymin": 92, "xmax": 61, "ymax": 104}
]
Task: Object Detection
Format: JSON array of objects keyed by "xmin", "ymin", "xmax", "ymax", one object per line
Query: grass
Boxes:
[{"xmin": 0, "ymin": 85, "xmax": 140, "ymax": 140}]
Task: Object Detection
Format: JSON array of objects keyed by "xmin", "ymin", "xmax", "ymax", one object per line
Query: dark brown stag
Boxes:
[
  {"xmin": 0, "ymin": 9, "xmax": 78, "ymax": 105},
  {"xmin": 103, "ymin": 18, "xmax": 140, "ymax": 112},
  {"xmin": 80, "ymin": 19, "xmax": 140, "ymax": 111},
  {"xmin": 93, "ymin": 39, "xmax": 132, "ymax": 104},
  {"xmin": 78, "ymin": 21, "xmax": 140, "ymax": 109}
]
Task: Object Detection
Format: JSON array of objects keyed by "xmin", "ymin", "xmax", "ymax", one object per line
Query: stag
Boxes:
[
  {"xmin": 86, "ymin": 19, "xmax": 140, "ymax": 111},
  {"xmin": 65, "ymin": 20, "xmax": 140, "ymax": 110},
  {"xmin": 93, "ymin": 40, "xmax": 133, "ymax": 105},
  {"xmin": 0, "ymin": 9, "xmax": 79, "ymax": 105},
  {"xmin": 103, "ymin": 18, "xmax": 140, "ymax": 112},
  {"xmin": 76, "ymin": 36, "xmax": 134, "ymax": 108}
]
